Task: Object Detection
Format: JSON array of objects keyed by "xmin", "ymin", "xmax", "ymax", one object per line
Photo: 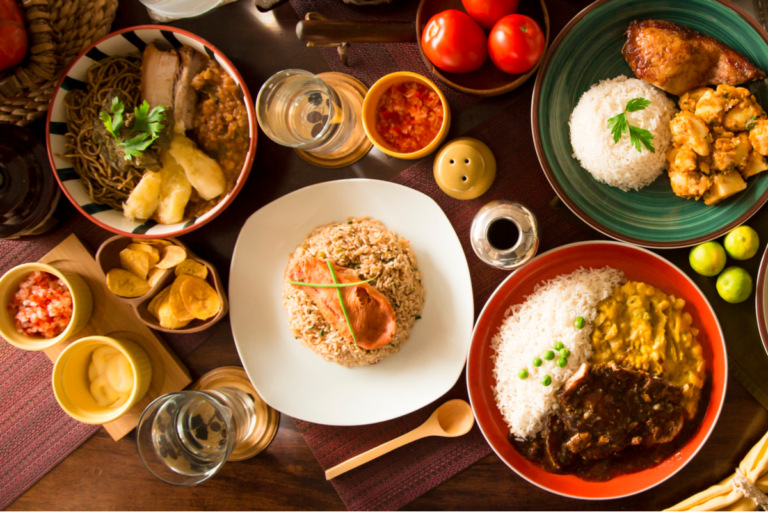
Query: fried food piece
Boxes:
[
  {"xmin": 743, "ymin": 151, "xmax": 768, "ymax": 179},
  {"xmin": 679, "ymin": 87, "xmax": 712, "ymax": 112},
  {"xmin": 749, "ymin": 120, "xmax": 768, "ymax": 156},
  {"xmin": 623, "ymin": 20, "xmax": 764, "ymax": 95},
  {"xmin": 694, "ymin": 89, "xmax": 726, "ymax": 125},
  {"xmin": 671, "ymin": 112, "xmax": 711, "ymax": 156},
  {"xmin": 704, "ymin": 170, "xmax": 747, "ymax": 205},
  {"xmin": 724, "ymin": 97, "xmax": 765, "ymax": 132},
  {"xmin": 712, "ymin": 133, "xmax": 751, "ymax": 171},
  {"xmin": 669, "ymin": 165, "xmax": 712, "ymax": 200}
]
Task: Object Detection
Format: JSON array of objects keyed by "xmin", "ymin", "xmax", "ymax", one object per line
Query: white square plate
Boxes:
[{"xmin": 229, "ymin": 179, "xmax": 474, "ymax": 425}]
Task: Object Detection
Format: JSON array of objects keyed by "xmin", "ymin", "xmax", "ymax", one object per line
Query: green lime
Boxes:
[
  {"xmin": 724, "ymin": 225, "xmax": 760, "ymax": 261},
  {"xmin": 689, "ymin": 241, "xmax": 727, "ymax": 277},
  {"xmin": 716, "ymin": 266, "xmax": 753, "ymax": 304}
]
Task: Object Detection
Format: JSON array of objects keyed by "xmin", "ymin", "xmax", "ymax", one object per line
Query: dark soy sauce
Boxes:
[{"xmin": 487, "ymin": 218, "xmax": 520, "ymax": 250}]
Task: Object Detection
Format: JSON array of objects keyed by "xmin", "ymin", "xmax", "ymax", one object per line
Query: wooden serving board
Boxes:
[{"xmin": 42, "ymin": 234, "xmax": 192, "ymax": 441}]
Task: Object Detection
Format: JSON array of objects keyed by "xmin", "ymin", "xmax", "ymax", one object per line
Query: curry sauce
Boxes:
[{"xmin": 590, "ymin": 281, "xmax": 706, "ymax": 418}]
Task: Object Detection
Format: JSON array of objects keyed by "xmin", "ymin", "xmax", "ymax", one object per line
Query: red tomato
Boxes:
[
  {"xmin": 421, "ymin": 10, "xmax": 487, "ymax": 74},
  {"xmin": 488, "ymin": 14, "xmax": 544, "ymax": 75},
  {"xmin": 461, "ymin": 0, "xmax": 519, "ymax": 30},
  {"xmin": 0, "ymin": 0, "xmax": 27, "ymax": 72}
]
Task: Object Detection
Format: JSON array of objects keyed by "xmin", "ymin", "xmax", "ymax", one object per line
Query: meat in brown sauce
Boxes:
[{"xmin": 512, "ymin": 364, "xmax": 705, "ymax": 481}]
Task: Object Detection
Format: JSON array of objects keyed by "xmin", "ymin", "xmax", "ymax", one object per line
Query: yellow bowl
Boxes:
[
  {"xmin": 362, "ymin": 72, "xmax": 451, "ymax": 160},
  {"xmin": 52, "ymin": 335, "xmax": 152, "ymax": 424},
  {"xmin": 0, "ymin": 263, "xmax": 93, "ymax": 351}
]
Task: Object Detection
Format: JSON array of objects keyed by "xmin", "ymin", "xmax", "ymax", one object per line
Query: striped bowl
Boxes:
[
  {"xmin": 533, "ymin": 0, "xmax": 768, "ymax": 249},
  {"xmin": 46, "ymin": 26, "xmax": 257, "ymax": 238}
]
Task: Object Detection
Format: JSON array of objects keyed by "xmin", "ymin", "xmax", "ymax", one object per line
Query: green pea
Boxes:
[
  {"xmin": 574, "ymin": 316, "xmax": 585, "ymax": 329},
  {"xmin": 554, "ymin": 341, "xmax": 564, "ymax": 350},
  {"xmin": 532, "ymin": 357, "xmax": 542, "ymax": 367},
  {"xmin": 518, "ymin": 368, "xmax": 528, "ymax": 380},
  {"xmin": 541, "ymin": 375, "xmax": 552, "ymax": 386},
  {"xmin": 543, "ymin": 350, "xmax": 555, "ymax": 361},
  {"xmin": 557, "ymin": 358, "xmax": 567, "ymax": 368},
  {"xmin": 560, "ymin": 348, "xmax": 571, "ymax": 358}
]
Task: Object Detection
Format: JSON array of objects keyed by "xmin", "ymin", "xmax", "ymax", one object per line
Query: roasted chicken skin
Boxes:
[
  {"xmin": 287, "ymin": 256, "xmax": 397, "ymax": 350},
  {"xmin": 623, "ymin": 20, "xmax": 765, "ymax": 96}
]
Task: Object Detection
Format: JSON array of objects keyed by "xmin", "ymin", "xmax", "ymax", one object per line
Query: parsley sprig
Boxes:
[
  {"xmin": 607, "ymin": 97, "xmax": 655, "ymax": 153},
  {"xmin": 99, "ymin": 97, "xmax": 167, "ymax": 161}
]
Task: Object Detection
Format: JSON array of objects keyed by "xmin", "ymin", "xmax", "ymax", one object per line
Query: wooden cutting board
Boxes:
[{"xmin": 42, "ymin": 234, "xmax": 191, "ymax": 441}]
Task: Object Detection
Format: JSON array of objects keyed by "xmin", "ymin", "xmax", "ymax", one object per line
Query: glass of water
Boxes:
[
  {"xmin": 256, "ymin": 69, "xmax": 370, "ymax": 167},
  {"xmin": 136, "ymin": 388, "xmax": 256, "ymax": 486}
]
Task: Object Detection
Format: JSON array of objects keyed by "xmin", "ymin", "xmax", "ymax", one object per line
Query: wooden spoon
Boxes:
[{"xmin": 325, "ymin": 399, "xmax": 475, "ymax": 480}]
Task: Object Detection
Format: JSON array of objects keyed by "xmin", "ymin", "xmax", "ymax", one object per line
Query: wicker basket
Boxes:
[{"xmin": 0, "ymin": 0, "xmax": 117, "ymax": 126}]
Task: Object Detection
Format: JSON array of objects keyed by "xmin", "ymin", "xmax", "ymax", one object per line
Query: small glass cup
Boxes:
[
  {"xmin": 256, "ymin": 69, "xmax": 371, "ymax": 167},
  {"xmin": 136, "ymin": 387, "xmax": 256, "ymax": 486}
]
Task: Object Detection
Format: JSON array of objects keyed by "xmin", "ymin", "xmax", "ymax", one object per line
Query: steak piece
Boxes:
[{"xmin": 549, "ymin": 363, "xmax": 685, "ymax": 464}]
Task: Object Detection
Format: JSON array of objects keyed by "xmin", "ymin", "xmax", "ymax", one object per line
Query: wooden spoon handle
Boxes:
[{"xmin": 325, "ymin": 427, "xmax": 430, "ymax": 480}]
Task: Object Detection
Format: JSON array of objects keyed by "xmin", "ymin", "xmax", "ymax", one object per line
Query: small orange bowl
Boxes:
[{"xmin": 362, "ymin": 72, "xmax": 451, "ymax": 160}]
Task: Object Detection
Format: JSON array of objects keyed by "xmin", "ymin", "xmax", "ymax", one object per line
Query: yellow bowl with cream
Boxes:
[
  {"xmin": 52, "ymin": 335, "xmax": 152, "ymax": 424},
  {"xmin": 362, "ymin": 72, "xmax": 451, "ymax": 160},
  {"xmin": 0, "ymin": 263, "xmax": 93, "ymax": 351}
]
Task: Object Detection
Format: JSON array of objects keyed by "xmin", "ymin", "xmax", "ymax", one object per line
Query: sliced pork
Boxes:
[
  {"xmin": 174, "ymin": 46, "xmax": 208, "ymax": 131},
  {"xmin": 141, "ymin": 43, "xmax": 178, "ymax": 110}
]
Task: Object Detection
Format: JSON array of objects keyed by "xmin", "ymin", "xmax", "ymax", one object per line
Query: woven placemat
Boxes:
[
  {"xmin": 293, "ymin": 83, "xmax": 602, "ymax": 512},
  {"xmin": 0, "ymin": 212, "xmax": 214, "ymax": 510}
]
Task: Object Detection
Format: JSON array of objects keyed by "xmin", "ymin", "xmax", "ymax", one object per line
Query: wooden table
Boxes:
[{"xmin": 9, "ymin": 0, "xmax": 768, "ymax": 509}]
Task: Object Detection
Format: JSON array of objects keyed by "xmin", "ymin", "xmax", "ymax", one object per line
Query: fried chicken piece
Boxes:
[{"xmin": 623, "ymin": 20, "xmax": 765, "ymax": 95}]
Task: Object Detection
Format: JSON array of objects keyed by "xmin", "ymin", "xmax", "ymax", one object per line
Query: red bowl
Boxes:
[
  {"xmin": 467, "ymin": 241, "xmax": 727, "ymax": 499},
  {"xmin": 45, "ymin": 25, "xmax": 257, "ymax": 239}
]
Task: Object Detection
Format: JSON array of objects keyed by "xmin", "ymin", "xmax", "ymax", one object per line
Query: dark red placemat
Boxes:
[
  {"xmin": 0, "ymin": 212, "xmax": 213, "ymax": 510},
  {"xmin": 291, "ymin": 83, "xmax": 603, "ymax": 512}
]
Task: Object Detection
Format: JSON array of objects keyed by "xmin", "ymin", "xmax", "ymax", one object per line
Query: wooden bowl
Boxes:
[
  {"xmin": 96, "ymin": 236, "xmax": 228, "ymax": 334},
  {"xmin": 415, "ymin": 0, "xmax": 550, "ymax": 96}
]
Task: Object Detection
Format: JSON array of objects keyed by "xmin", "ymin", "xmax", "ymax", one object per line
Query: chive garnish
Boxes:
[
  {"xmin": 288, "ymin": 277, "xmax": 375, "ymax": 288},
  {"xmin": 327, "ymin": 260, "xmax": 359, "ymax": 350}
]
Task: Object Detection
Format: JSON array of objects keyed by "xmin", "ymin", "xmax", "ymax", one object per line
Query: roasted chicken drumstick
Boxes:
[{"xmin": 622, "ymin": 20, "xmax": 764, "ymax": 96}]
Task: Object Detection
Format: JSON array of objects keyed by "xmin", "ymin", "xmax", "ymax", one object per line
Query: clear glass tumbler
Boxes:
[
  {"xmin": 136, "ymin": 388, "xmax": 256, "ymax": 486},
  {"xmin": 256, "ymin": 69, "xmax": 370, "ymax": 166}
]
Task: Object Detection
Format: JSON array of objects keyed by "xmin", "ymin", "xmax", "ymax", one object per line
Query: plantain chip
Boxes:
[
  {"xmin": 147, "ymin": 267, "xmax": 166, "ymax": 287},
  {"xmin": 119, "ymin": 248, "xmax": 151, "ymax": 280},
  {"xmin": 107, "ymin": 268, "xmax": 151, "ymax": 298},
  {"xmin": 169, "ymin": 275, "xmax": 195, "ymax": 322},
  {"xmin": 147, "ymin": 286, "xmax": 171, "ymax": 318},
  {"xmin": 127, "ymin": 243, "xmax": 160, "ymax": 267},
  {"xmin": 157, "ymin": 292, "xmax": 191, "ymax": 329},
  {"xmin": 156, "ymin": 245, "xmax": 187, "ymax": 269},
  {"xmin": 175, "ymin": 259, "xmax": 208, "ymax": 280},
  {"xmin": 180, "ymin": 276, "xmax": 221, "ymax": 320}
]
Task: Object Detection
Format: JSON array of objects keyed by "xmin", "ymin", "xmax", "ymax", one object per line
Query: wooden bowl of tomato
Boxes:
[
  {"xmin": 295, "ymin": 0, "xmax": 549, "ymax": 97},
  {"xmin": 417, "ymin": 0, "xmax": 549, "ymax": 96}
]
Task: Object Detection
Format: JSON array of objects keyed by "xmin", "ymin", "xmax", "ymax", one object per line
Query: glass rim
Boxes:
[
  {"xmin": 255, "ymin": 68, "xmax": 336, "ymax": 150},
  {"xmin": 135, "ymin": 390, "xmax": 234, "ymax": 487}
]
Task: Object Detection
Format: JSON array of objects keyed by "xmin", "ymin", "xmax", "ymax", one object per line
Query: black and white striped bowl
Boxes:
[{"xmin": 46, "ymin": 26, "xmax": 257, "ymax": 238}]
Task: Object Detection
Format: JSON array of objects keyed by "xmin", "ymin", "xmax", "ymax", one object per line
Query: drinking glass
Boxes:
[
  {"xmin": 256, "ymin": 69, "xmax": 370, "ymax": 167},
  {"xmin": 136, "ymin": 387, "xmax": 256, "ymax": 486}
]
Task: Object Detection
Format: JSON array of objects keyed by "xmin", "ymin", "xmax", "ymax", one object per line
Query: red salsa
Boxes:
[
  {"xmin": 9, "ymin": 271, "xmax": 73, "ymax": 338},
  {"xmin": 375, "ymin": 82, "xmax": 444, "ymax": 153}
]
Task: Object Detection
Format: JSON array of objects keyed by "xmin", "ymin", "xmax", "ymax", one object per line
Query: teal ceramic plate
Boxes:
[{"xmin": 532, "ymin": 0, "xmax": 768, "ymax": 248}]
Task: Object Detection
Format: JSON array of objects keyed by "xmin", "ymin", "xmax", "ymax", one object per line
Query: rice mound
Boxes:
[
  {"xmin": 569, "ymin": 76, "xmax": 678, "ymax": 191},
  {"xmin": 282, "ymin": 217, "xmax": 425, "ymax": 367},
  {"xmin": 491, "ymin": 267, "xmax": 625, "ymax": 439}
]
